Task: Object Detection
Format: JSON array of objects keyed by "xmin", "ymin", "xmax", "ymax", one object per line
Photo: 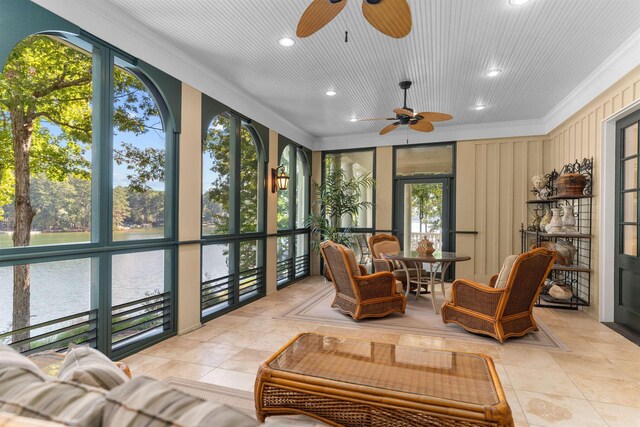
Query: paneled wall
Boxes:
[
  {"xmin": 456, "ymin": 137, "xmax": 548, "ymax": 283},
  {"xmin": 544, "ymin": 65, "xmax": 640, "ymax": 317}
]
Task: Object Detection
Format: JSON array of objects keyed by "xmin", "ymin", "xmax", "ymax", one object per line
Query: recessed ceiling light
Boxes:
[
  {"xmin": 474, "ymin": 104, "xmax": 486, "ymax": 110},
  {"xmin": 349, "ymin": 117, "xmax": 358, "ymax": 122},
  {"xmin": 486, "ymin": 68, "xmax": 502, "ymax": 77},
  {"xmin": 325, "ymin": 90, "xmax": 337, "ymax": 97},
  {"xmin": 509, "ymin": 0, "xmax": 530, "ymax": 5},
  {"xmin": 278, "ymin": 37, "xmax": 295, "ymax": 47}
]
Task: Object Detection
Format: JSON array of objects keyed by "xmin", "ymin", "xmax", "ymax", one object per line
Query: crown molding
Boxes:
[
  {"xmin": 314, "ymin": 119, "xmax": 548, "ymax": 151},
  {"xmin": 32, "ymin": 0, "xmax": 640, "ymax": 152},
  {"xmin": 543, "ymin": 27, "xmax": 640, "ymax": 135},
  {"xmin": 32, "ymin": 0, "xmax": 315, "ymax": 149}
]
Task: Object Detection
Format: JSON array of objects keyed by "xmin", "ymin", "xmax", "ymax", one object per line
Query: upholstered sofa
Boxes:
[{"xmin": 0, "ymin": 344, "xmax": 309, "ymax": 427}]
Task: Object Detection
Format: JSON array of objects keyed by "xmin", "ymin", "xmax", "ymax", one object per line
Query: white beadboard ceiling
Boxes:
[{"xmin": 34, "ymin": 0, "xmax": 640, "ymax": 149}]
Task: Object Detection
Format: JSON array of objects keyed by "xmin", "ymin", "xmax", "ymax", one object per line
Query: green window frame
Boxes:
[
  {"xmin": 200, "ymin": 102, "xmax": 268, "ymax": 321},
  {"xmin": 0, "ymin": 1, "xmax": 181, "ymax": 359},
  {"xmin": 276, "ymin": 137, "xmax": 311, "ymax": 288}
]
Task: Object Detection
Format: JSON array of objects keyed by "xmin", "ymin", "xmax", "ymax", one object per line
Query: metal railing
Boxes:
[
  {"xmin": 111, "ymin": 292, "xmax": 171, "ymax": 350},
  {"xmin": 0, "ymin": 310, "xmax": 98, "ymax": 355},
  {"xmin": 201, "ymin": 274, "xmax": 235, "ymax": 315}
]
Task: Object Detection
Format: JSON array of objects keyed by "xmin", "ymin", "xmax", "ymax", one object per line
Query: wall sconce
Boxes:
[{"xmin": 271, "ymin": 165, "xmax": 289, "ymax": 193}]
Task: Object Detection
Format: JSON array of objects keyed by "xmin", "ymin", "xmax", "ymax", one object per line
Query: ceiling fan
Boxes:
[
  {"xmin": 297, "ymin": 0, "xmax": 412, "ymax": 39},
  {"xmin": 359, "ymin": 81, "xmax": 453, "ymax": 135}
]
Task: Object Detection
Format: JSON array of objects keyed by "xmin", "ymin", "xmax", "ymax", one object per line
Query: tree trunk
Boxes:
[{"xmin": 10, "ymin": 109, "xmax": 35, "ymax": 350}]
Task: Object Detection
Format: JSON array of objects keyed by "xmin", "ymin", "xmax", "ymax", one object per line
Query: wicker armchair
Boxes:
[
  {"xmin": 441, "ymin": 248, "xmax": 556, "ymax": 342},
  {"xmin": 368, "ymin": 234, "xmax": 426, "ymax": 288},
  {"xmin": 320, "ymin": 240, "xmax": 407, "ymax": 320}
]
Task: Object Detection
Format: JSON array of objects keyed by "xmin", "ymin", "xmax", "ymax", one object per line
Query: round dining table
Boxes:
[{"xmin": 384, "ymin": 251, "xmax": 471, "ymax": 313}]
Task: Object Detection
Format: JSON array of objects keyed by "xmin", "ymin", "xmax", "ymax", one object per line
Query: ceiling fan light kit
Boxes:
[{"xmin": 297, "ymin": 0, "xmax": 412, "ymax": 39}]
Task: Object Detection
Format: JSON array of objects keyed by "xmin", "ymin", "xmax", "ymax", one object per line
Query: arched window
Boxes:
[
  {"xmin": 240, "ymin": 124, "xmax": 260, "ymax": 233},
  {"xmin": 112, "ymin": 60, "xmax": 167, "ymax": 241},
  {"xmin": 277, "ymin": 145, "xmax": 291, "ymax": 230},
  {"xmin": 201, "ymin": 111, "xmax": 266, "ymax": 319},
  {"xmin": 1, "ymin": 34, "xmax": 93, "ymax": 248},
  {"xmin": 202, "ymin": 114, "xmax": 232, "ymax": 236},
  {"xmin": 276, "ymin": 142, "xmax": 310, "ymax": 287},
  {"xmin": 0, "ymin": 30, "xmax": 178, "ymax": 357}
]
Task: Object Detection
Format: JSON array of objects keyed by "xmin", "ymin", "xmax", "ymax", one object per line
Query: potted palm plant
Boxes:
[{"xmin": 307, "ymin": 157, "xmax": 374, "ymax": 263}]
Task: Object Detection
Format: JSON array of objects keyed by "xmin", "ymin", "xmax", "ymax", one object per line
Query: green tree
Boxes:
[
  {"xmin": 112, "ymin": 186, "xmax": 131, "ymax": 229},
  {"xmin": 276, "ymin": 147, "xmax": 290, "ymax": 231},
  {"xmin": 0, "ymin": 34, "xmax": 163, "ymax": 344},
  {"xmin": 410, "ymin": 183, "xmax": 443, "ymax": 232}
]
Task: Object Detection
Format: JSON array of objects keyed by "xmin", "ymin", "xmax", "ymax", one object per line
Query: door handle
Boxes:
[{"xmin": 451, "ymin": 231, "xmax": 478, "ymax": 235}]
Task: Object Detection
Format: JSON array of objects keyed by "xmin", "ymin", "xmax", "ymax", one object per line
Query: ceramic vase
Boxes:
[
  {"xmin": 416, "ymin": 237, "xmax": 435, "ymax": 256},
  {"xmin": 549, "ymin": 208, "xmax": 563, "ymax": 233},
  {"xmin": 561, "ymin": 204, "xmax": 576, "ymax": 233},
  {"xmin": 539, "ymin": 209, "xmax": 552, "ymax": 232}
]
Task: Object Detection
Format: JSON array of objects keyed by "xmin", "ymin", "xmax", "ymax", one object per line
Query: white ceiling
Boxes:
[{"xmin": 33, "ymin": 0, "xmax": 640, "ymax": 149}]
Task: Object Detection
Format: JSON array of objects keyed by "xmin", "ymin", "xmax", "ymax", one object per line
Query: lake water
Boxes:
[{"xmin": 0, "ymin": 229, "xmax": 226, "ymax": 334}]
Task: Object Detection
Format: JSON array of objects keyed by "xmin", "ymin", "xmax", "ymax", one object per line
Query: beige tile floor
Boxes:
[{"xmin": 124, "ymin": 276, "xmax": 640, "ymax": 427}]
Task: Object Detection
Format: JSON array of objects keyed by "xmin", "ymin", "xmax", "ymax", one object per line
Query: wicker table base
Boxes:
[{"xmin": 255, "ymin": 333, "xmax": 513, "ymax": 427}]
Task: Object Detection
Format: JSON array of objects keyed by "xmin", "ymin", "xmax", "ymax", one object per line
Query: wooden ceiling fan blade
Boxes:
[
  {"xmin": 358, "ymin": 117, "xmax": 396, "ymax": 121},
  {"xmin": 380, "ymin": 122, "xmax": 400, "ymax": 135},
  {"xmin": 362, "ymin": 0, "xmax": 412, "ymax": 39},
  {"xmin": 297, "ymin": 0, "xmax": 348, "ymax": 38},
  {"xmin": 415, "ymin": 112, "xmax": 453, "ymax": 122},
  {"xmin": 393, "ymin": 108, "xmax": 414, "ymax": 117},
  {"xmin": 410, "ymin": 121, "xmax": 434, "ymax": 132}
]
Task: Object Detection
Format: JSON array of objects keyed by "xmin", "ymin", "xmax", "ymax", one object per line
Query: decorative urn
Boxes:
[
  {"xmin": 561, "ymin": 204, "xmax": 576, "ymax": 233},
  {"xmin": 549, "ymin": 208, "xmax": 563, "ymax": 233},
  {"xmin": 416, "ymin": 237, "xmax": 435, "ymax": 256}
]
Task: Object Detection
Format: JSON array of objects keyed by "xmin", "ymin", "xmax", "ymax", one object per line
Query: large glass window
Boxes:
[
  {"xmin": 0, "ymin": 31, "xmax": 177, "ymax": 357},
  {"xmin": 201, "ymin": 111, "xmax": 266, "ymax": 319},
  {"xmin": 112, "ymin": 61, "xmax": 167, "ymax": 241},
  {"xmin": 0, "ymin": 35, "xmax": 93, "ymax": 248},
  {"xmin": 202, "ymin": 115, "xmax": 231, "ymax": 236},
  {"xmin": 323, "ymin": 150, "xmax": 375, "ymax": 229},
  {"xmin": 240, "ymin": 125, "xmax": 260, "ymax": 234},
  {"xmin": 277, "ymin": 143, "xmax": 310, "ymax": 287}
]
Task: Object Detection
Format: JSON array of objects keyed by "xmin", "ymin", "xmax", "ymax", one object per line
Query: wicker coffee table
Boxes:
[{"xmin": 255, "ymin": 333, "xmax": 513, "ymax": 427}]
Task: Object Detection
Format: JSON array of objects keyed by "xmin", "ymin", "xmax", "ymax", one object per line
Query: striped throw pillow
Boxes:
[
  {"xmin": 58, "ymin": 346, "xmax": 129, "ymax": 391},
  {"xmin": 103, "ymin": 376, "xmax": 259, "ymax": 427},
  {"xmin": 0, "ymin": 367, "xmax": 106, "ymax": 427},
  {"xmin": 0, "ymin": 345, "xmax": 46, "ymax": 380},
  {"xmin": 0, "ymin": 411, "xmax": 65, "ymax": 427}
]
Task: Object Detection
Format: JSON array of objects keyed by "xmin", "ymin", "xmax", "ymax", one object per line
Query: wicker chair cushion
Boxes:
[
  {"xmin": 395, "ymin": 280, "xmax": 404, "ymax": 293},
  {"xmin": 495, "ymin": 255, "xmax": 518, "ymax": 288},
  {"xmin": 373, "ymin": 240, "xmax": 400, "ymax": 257},
  {"xmin": 444, "ymin": 286, "xmax": 453, "ymax": 303},
  {"xmin": 338, "ymin": 245, "xmax": 360, "ymax": 275}
]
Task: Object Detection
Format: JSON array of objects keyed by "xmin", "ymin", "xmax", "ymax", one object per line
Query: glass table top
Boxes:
[{"xmin": 268, "ymin": 333, "xmax": 500, "ymax": 405}]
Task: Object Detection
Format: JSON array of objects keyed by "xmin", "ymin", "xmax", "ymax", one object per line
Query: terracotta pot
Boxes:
[{"xmin": 556, "ymin": 173, "xmax": 587, "ymax": 197}]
